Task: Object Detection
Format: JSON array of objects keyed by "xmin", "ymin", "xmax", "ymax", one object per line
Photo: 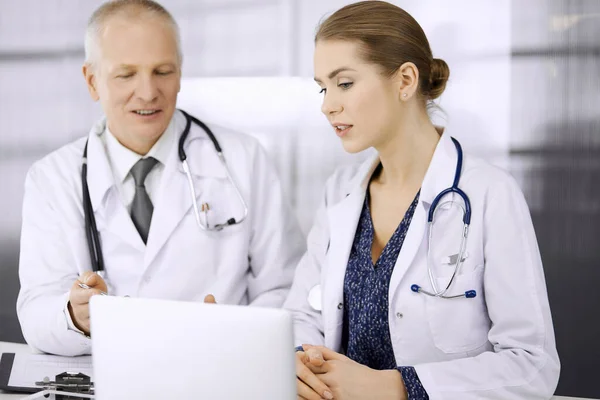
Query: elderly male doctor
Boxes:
[{"xmin": 17, "ymin": 0, "xmax": 304, "ymax": 356}]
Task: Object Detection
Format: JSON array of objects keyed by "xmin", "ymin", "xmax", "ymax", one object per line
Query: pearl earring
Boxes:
[{"xmin": 402, "ymin": 93, "xmax": 408, "ymax": 98}]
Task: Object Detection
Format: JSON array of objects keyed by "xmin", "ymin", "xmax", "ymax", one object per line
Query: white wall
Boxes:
[
  {"xmin": 0, "ymin": 0, "xmax": 293, "ymax": 240},
  {"xmin": 294, "ymin": 1, "xmax": 512, "ymax": 159},
  {"xmin": 0, "ymin": 0, "xmax": 512, "ymax": 238},
  {"xmin": 176, "ymin": 1, "xmax": 513, "ymax": 232},
  {"xmin": 177, "ymin": 77, "xmax": 372, "ymax": 233}
]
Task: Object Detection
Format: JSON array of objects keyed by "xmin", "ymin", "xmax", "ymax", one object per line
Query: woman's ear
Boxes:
[{"xmin": 393, "ymin": 61, "xmax": 419, "ymax": 101}]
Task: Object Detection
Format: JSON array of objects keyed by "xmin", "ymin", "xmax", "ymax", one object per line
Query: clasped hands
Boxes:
[{"xmin": 295, "ymin": 345, "xmax": 407, "ymax": 400}]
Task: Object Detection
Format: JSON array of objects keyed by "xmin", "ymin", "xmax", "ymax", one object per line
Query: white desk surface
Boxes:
[{"xmin": 0, "ymin": 341, "xmax": 594, "ymax": 400}]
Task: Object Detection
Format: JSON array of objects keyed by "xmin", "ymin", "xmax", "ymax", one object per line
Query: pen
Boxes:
[{"xmin": 78, "ymin": 282, "xmax": 108, "ymax": 296}]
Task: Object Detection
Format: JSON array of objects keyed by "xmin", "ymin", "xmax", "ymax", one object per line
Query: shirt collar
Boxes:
[{"xmin": 103, "ymin": 116, "xmax": 177, "ymax": 183}]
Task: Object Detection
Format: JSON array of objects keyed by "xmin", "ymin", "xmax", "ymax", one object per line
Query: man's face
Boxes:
[{"xmin": 83, "ymin": 15, "xmax": 181, "ymax": 153}]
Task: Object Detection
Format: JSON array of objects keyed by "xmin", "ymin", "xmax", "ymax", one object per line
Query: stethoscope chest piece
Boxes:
[{"xmin": 307, "ymin": 284, "xmax": 322, "ymax": 311}]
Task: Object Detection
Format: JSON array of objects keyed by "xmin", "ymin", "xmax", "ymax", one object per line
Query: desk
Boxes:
[{"xmin": 0, "ymin": 341, "xmax": 594, "ymax": 400}]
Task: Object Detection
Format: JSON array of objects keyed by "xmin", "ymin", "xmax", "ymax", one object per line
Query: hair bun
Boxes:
[{"xmin": 428, "ymin": 58, "xmax": 450, "ymax": 100}]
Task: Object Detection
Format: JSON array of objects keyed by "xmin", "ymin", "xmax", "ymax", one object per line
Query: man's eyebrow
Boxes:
[{"xmin": 115, "ymin": 64, "xmax": 134, "ymax": 70}]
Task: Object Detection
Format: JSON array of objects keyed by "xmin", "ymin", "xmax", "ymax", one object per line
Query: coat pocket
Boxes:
[{"xmin": 425, "ymin": 266, "xmax": 491, "ymax": 354}]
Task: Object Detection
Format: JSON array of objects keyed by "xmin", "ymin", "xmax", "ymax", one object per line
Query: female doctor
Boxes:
[{"xmin": 284, "ymin": 1, "xmax": 560, "ymax": 399}]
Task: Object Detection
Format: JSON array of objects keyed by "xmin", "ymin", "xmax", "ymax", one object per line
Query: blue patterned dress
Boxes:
[{"xmin": 341, "ymin": 189, "xmax": 429, "ymax": 399}]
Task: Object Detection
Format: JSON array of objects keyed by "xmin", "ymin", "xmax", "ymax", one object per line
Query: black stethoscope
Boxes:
[{"xmin": 81, "ymin": 109, "xmax": 248, "ymax": 274}]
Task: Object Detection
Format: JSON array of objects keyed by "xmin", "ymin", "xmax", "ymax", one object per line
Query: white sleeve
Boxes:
[
  {"xmin": 283, "ymin": 190, "xmax": 330, "ymax": 347},
  {"xmin": 414, "ymin": 176, "xmax": 560, "ymax": 399},
  {"xmin": 245, "ymin": 143, "xmax": 306, "ymax": 308},
  {"xmin": 16, "ymin": 166, "xmax": 92, "ymax": 356},
  {"xmin": 63, "ymin": 296, "xmax": 87, "ymax": 336}
]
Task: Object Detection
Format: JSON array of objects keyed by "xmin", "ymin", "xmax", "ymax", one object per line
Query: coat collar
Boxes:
[
  {"xmin": 144, "ymin": 110, "xmax": 228, "ymax": 264},
  {"xmin": 86, "ymin": 117, "xmax": 114, "ymax": 212},
  {"xmin": 86, "ymin": 110, "xmax": 229, "ymax": 212},
  {"xmin": 322, "ymin": 129, "xmax": 461, "ymax": 348},
  {"xmin": 419, "ymin": 130, "xmax": 459, "ymax": 206},
  {"xmin": 84, "ymin": 110, "xmax": 235, "ymax": 258}
]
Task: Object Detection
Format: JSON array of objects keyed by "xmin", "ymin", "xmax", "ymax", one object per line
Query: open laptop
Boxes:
[{"xmin": 89, "ymin": 296, "xmax": 295, "ymax": 399}]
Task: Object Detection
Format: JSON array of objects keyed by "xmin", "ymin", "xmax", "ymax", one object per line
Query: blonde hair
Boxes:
[{"xmin": 84, "ymin": 0, "xmax": 182, "ymax": 68}]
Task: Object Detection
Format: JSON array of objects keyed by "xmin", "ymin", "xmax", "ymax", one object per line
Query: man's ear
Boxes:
[{"xmin": 82, "ymin": 63, "xmax": 100, "ymax": 101}]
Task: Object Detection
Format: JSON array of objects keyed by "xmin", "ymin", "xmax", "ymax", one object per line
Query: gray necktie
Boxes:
[{"xmin": 130, "ymin": 157, "xmax": 158, "ymax": 244}]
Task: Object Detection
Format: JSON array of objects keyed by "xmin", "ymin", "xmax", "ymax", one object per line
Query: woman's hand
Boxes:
[
  {"xmin": 304, "ymin": 345, "xmax": 407, "ymax": 400},
  {"xmin": 296, "ymin": 346, "xmax": 334, "ymax": 400}
]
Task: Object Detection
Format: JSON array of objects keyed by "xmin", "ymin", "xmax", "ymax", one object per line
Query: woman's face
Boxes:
[{"xmin": 314, "ymin": 40, "xmax": 404, "ymax": 154}]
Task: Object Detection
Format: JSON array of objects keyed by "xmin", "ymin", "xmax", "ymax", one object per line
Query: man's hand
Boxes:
[
  {"xmin": 204, "ymin": 294, "xmax": 217, "ymax": 304},
  {"xmin": 68, "ymin": 271, "xmax": 108, "ymax": 335}
]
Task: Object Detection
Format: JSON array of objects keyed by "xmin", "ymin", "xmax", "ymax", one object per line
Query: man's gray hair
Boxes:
[{"xmin": 84, "ymin": 0, "xmax": 182, "ymax": 68}]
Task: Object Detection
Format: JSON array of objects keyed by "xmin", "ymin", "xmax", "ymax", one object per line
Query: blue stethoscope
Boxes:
[
  {"xmin": 307, "ymin": 137, "xmax": 476, "ymax": 312},
  {"xmin": 410, "ymin": 137, "xmax": 476, "ymax": 300}
]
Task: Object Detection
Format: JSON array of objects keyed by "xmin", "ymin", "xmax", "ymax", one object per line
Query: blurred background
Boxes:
[{"xmin": 0, "ymin": 0, "xmax": 598, "ymax": 397}]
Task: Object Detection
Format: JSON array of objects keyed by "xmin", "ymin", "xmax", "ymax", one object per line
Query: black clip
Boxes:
[{"xmin": 35, "ymin": 372, "xmax": 94, "ymax": 399}]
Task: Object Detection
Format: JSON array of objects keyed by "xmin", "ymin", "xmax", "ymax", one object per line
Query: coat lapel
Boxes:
[
  {"xmin": 387, "ymin": 202, "xmax": 427, "ymax": 299},
  {"xmin": 388, "ymin": 132, "xmax": 459, "ymax": 300},
  {"xmin": 144, "ymin": 114, "xmax": 227, "ymax": 267},
  {"xmin": 323, "ymin": 132, "xmax": 460, "ymax": 348},
  {"xmin": 86, "ymin": 122, "xmax": 145, "ymax": 252},
  {"xmin": 323, "ymin": 155, "xmax": 379, "ymax": 349}
]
